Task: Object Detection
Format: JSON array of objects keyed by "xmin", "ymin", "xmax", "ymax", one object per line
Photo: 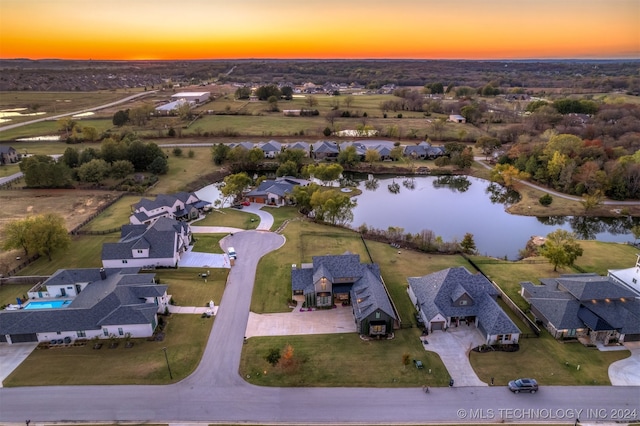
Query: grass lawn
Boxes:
[
  {"xmin": 154, "ymin": 268, "xmax": 228, "ymax": 307},
  {"xmin": 150, "ymin": 148, "xmax": 223, "ymax": 194},
  {"xmin": 240, "ymin": 328, "xmax": 450, "ymax": 387},
  {"xmin": 0, "ymin": 284, "xmax": 33, "ymax": 306},
  {"xmin": 262, "ymin": 205, "xmax": 299, "ymax": 231},
  {"xmin": 0, "ymin": 163, "xmax": 20, "ymax": 177},
  {"xmin": 470, "ymin": 240, "xmax": 639, "ymax": 310},
  {"xmin": 3, "ymin": 314, "xmax": 212, "ymax": 386},
  {"xmin": 17, "ymin": 234, "xmax": 119, "ymax": 276},
  {"xmin": 195, "ymin": 208, "xmax": 259, "ymax": 229},
  {"xmin": 192, "ymin": 234, "xmax": 225, "ymax": 254},
  {"xmin": 470, "ymin": 331, "xmax": 630, "ymax": 386},
  {"xmin": 251, "ymin": 220, "xmax": 368, "ymax": 313},
  {"xmin": 81, "ymin": 195, "xmax": 141, "ymax": 231}
]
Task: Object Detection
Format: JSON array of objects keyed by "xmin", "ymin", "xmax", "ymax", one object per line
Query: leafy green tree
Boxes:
[
  {"xmin": 337, "ymin": 145, "xmax": 360, "ymax": 167},
  {"xmin": 475, "ymin": 136, "xmax": 501, "ymax": 159},
  {"xmin": 267, "ymin": 95, "xmax": 279, "ymax": 112},
  {"xmin": 77, "ymin": 159, "xmax": 110, "ymax": 183},
  {"xmin": 365, "ymin": 149, "xmax": 381, "ymax": 165},
  {"xmin": 110, "ymin": 160, "xmax": 135, "ymax": 179},
  {"xmin": 304, "ymin": 163, "xmax": 343, "ymax": 186},
  {"xmin": 61, "ymin": 147, "xmax": 80, "ymax": 168},
  {"xmin": 2, "ymin": 216, "xmax": 34, "ymax": 256},
  {"xmin": 29, "ymin": 213, "xmax": 71, "ymax": 261},
  {"xmin": 112, "ymin": 110, "xmax": 129, "ymax": 126},
  {"xmin": 21, "ymin": 155, "xmax": 72, "ymax": 188},
  {"xmin": 100, "ymin": 138, "xmax": 129, "ymax": 164},
  {"xmin": 247, "ymin": 147, "xmax": 265, "ymax": 167},
  {"xmin": 81, "ymin": 126, "xmax": 99, "ymax": 142},
  {"xmin": 451, "ymin": 147, "xmax": 474, "ymax": 170},
  {"xmin": 540, "ymin": 229, "xmax": 584, "ymax": 271},
  {"xmin": 147, "ymin": 156, "xmax": 169, "ymax": 175},
  {"xmin": 255, "ymin": 84, "xmax": 281, "ymax": 101},
  {"xmin": 543, "ymin": 134, "xmax": 583, "ymax": 158},
  {"xmin": 78, "ymin": 147, "xmax": 101, "ymax": 165},
  {"xmin": 276, "ymin": 160, "xmax": 299, "ymax": 177},
  {"xmin": 128, "ymin": 141, "xmax": 164, "ymax": 172},
  {"xmin": 128, "ymin": 104, "xmax": 155, "ymax": 126},
  {"xmin": 291, "ymin": 183, "xmax": 320, "ymax": 214},
  {"xmin": 221, "ymin": 172, "xmax": 252, "ymax": 205},
  {"xmin": 280, "ymin": 86, "xmax": 294, "ymax": 100},
  {"xmin": 460, "ymin": 233, "xmax": 477, "ymax": 254},
  {"xmin": 581, "ymin": 190, "xmax": 604, "ymax": 212},
  {"xmin": 234, "ymin": 86, "xmax": 251, "ymax": 100},
  {"xmin": 212, "ymin": 143, "xmax": 231, "ymax": 165},
  {"xmin": 176, "ymin": 103, "xmax": 193, "ymax": 121},
  {"xmin": 310, "ymin": 191, "xmax": 356, "ymax": 225},
  {"xmin": 277, "ymin": 148, "xmax": 305, "ymax": 166},
  {"xmin": 57, "ymin": 117, "xmax": 77, "ymax": 138}
]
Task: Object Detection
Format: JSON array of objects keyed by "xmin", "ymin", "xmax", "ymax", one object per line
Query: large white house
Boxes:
[
  {"xmin": 0, "ymin": 268, "xmax": 168, "ymax": 344},
  {"xmin": 102, "ymin": 217, "xmax": 191, "ymax": 269},
  {"xmin": 130, "ymin": 191, "xmax": 210, "ymax": 225}
]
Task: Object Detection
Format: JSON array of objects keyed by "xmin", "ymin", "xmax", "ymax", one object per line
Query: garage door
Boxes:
[
  {"xmin": 624, "ymin": 334, "xmax": 640, "ymax": 342},
  {"xmin": 9, "ymin": 333, "xmax": 37, "ymax": 343},
  {"xmin": 0, "ymin": 334, "xmax": 6, "ymax": 343},
  {"xmin": 431, "ymin": 321, "xmax": 444, "ymax": 331}
]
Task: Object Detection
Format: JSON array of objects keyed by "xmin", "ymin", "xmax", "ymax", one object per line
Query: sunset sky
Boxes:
[{"xmin": 0, "ymin": 0, "xmax": 638, "ymax": 60}]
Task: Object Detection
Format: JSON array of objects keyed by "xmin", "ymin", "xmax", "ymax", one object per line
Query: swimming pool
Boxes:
[{"xmin": 23, "ymin": 300, "xmax": 72, "ymax": 310}]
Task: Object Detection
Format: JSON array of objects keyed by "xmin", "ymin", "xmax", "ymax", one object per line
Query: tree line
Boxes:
[{"xmin": 20, "ymin": 134, "xmax": 168, "ymax": 189}]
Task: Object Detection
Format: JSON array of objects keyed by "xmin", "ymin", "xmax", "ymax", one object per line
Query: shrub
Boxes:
[
  {"xmin": 539, "ymin": 193, "xmax": 553, "ymax": 206},
  {"xmin": 265, "ymin": 348, "xmax": 281, "ymax": 366}
]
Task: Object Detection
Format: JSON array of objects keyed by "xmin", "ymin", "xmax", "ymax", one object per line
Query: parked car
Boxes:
[
  {"xmin": 231, "ymin": 204, "xmax": 243, "ymax": 209},
  {"xmin": 508, "ymin": 378, "xmax": 538, "ymax": 393},
  {"xmin": 227, "ymin": 247, "xmax": 237, "ymax": 260},
  {"xmin": 241, "ymin": 201, "xmax": 250, "ymax": 206}
]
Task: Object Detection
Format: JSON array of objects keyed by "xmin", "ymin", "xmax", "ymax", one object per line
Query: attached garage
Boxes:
[
  {"xmin": 430, "ymin": 321, "xmax": 445, "ymax": 331},
  {"xmin": 9, "ymin": 333, "xmax": 38, "ymax": 343},
  {"xmin": 0, "ymin": 334, "xmax": 6, "ymax": 343},
  {"xmin": 624, "ymin": 334, "xmax": 640, "ymax": 342}
]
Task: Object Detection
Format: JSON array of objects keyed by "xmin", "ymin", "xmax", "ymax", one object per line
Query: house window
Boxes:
[
  {"xmin": 56, "ymin": 331, "xmax": 61, "ymax": 335},
  {"xmin": 137, "ymin": 249, "xmax": 143, "ymax": 253},
  {"xmin": 459, "ymin": 300, "xmax": 468, "ymax": 306},
  {"xmin": 633, "ymin": 278, "xmax": 637, "ymax": 284},
  {"xmin": 103, "ymin": 328, "xmax": 109, "ymax": 337},
  {"xmin": 371, "ymin": 324, "xmax": 386, "ymax": 335},
  {"xmin": 503, "ymin": 334, "xmax": 512, "ymax": 341},
  {"xmin": 118, "ymin": 328, "xmax": 124, "ymax": 336},
  {"xmin": 317, "ymin": 295, "xmax": 331, "ymax": 306},
  {"xmin": 122, "ymin": 260, "xmax": 128, "ymax": 264},
  {"xmin": 375, "ymin": 312, "xmax": 381, "ymax": 319},
  {"xmin": 77, "ymin": 331, "xmax": 86, "ymax": 338}
]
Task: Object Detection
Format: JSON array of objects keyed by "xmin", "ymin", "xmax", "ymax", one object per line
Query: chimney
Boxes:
[{"xmin": 100, "ymin": 268, "xmax": 107, "ymax": 280}]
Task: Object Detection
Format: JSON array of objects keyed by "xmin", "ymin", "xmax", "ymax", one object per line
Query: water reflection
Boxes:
[
  {"xmin": 432, "ymin": 176, "xmax": 471, "ymax": 193},
  {"xmin": 486, "ymin": 182, "xmax": 521, "ymax": 205}
]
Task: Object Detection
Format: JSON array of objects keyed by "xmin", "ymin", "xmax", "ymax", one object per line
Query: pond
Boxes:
[
  {"xmin": 349, "ymin": 175, "xmax": 636, "ymax": 259},
  {"xmin": 195, "ymin": 175, "xmax": 636, "ymax": 260}
]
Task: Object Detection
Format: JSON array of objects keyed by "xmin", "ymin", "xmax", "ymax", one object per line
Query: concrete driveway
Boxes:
[
  {"xmin": 421, "ymin": 326, "xmax": 487, "ymax": 387},
  {"xmin": 178, "ymin": 247, "xmax": 229, "ymax": 268},
  {"xmin": 609, "ymin": 342, "xmax": 640, "ymax": 386},
  {"xmin": 0, "ymin": 342, "xmax": 38, "ymax": 387},
  {"xmin": 245, "ymin": 303, "xmax": 356, "ymax": 338}
]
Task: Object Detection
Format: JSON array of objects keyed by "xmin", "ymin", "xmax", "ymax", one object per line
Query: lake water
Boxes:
[
  {"xmin": 196, "ymin": 175, "xmax": 636, "ymax": 260},
  {"xmin": 349, "ymin": 175, "xmax": 634, "ymax": 259}
]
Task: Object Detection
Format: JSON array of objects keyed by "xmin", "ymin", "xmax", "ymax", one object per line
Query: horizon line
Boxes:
[{"xmin": 2, "ymin": 57, "xmax": 640, "ymax": 62}]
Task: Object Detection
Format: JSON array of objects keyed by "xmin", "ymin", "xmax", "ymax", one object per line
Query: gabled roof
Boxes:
[
  {"xmin": 246, "ymin": 177, "xmax": 308, "ymax": 198},
  {"xmin": 259, "ymin": 140, "xmax": 281, "ymax": 152},
  {"xmin": 313, "ymin": 141, "xmax": 339, "ymax": 154},
  {"xmin": 0, "ymin": 268, "xmax": 166, "ymax": 335},
  {"xmin": 351, "ymin": 266, "xmax": 396, "ymax": 321},
  {"xmin": 102, "ymin": 217, "xmax": 186, "ymax": 261},
  {"xmin": 521, "ymin": 274, "xmax": 640, "ymax": 333},
  {"xmin": 407, "ymin": 267, "xmax": 518, "ymax": 335}
]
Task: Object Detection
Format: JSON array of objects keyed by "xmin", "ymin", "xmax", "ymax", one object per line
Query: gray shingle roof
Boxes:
[
  {"xmin": 521, "ymin": 274, "xmax": 640, "ymax": 333},
  {"xmin": 407, "ymin": 267, "xmax": 518, "ymax": 335},
  {"xmin": 102, "ymin": 217, "xmax": 186, "ymax": 261},
  {"xmin": 0, "ymin": 268, "xmax": 166, "ymax": 335}
]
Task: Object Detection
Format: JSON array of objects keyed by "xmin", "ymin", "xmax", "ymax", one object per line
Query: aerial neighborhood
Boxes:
[{"xmin": 0, "ymin": 59, "xmax": 639, "ymax": 426}]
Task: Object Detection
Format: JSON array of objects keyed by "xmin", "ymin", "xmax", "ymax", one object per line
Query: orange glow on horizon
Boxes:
[{"xmin": 1, "ymin": 0, "xmax": 638, "ymax": 60}]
